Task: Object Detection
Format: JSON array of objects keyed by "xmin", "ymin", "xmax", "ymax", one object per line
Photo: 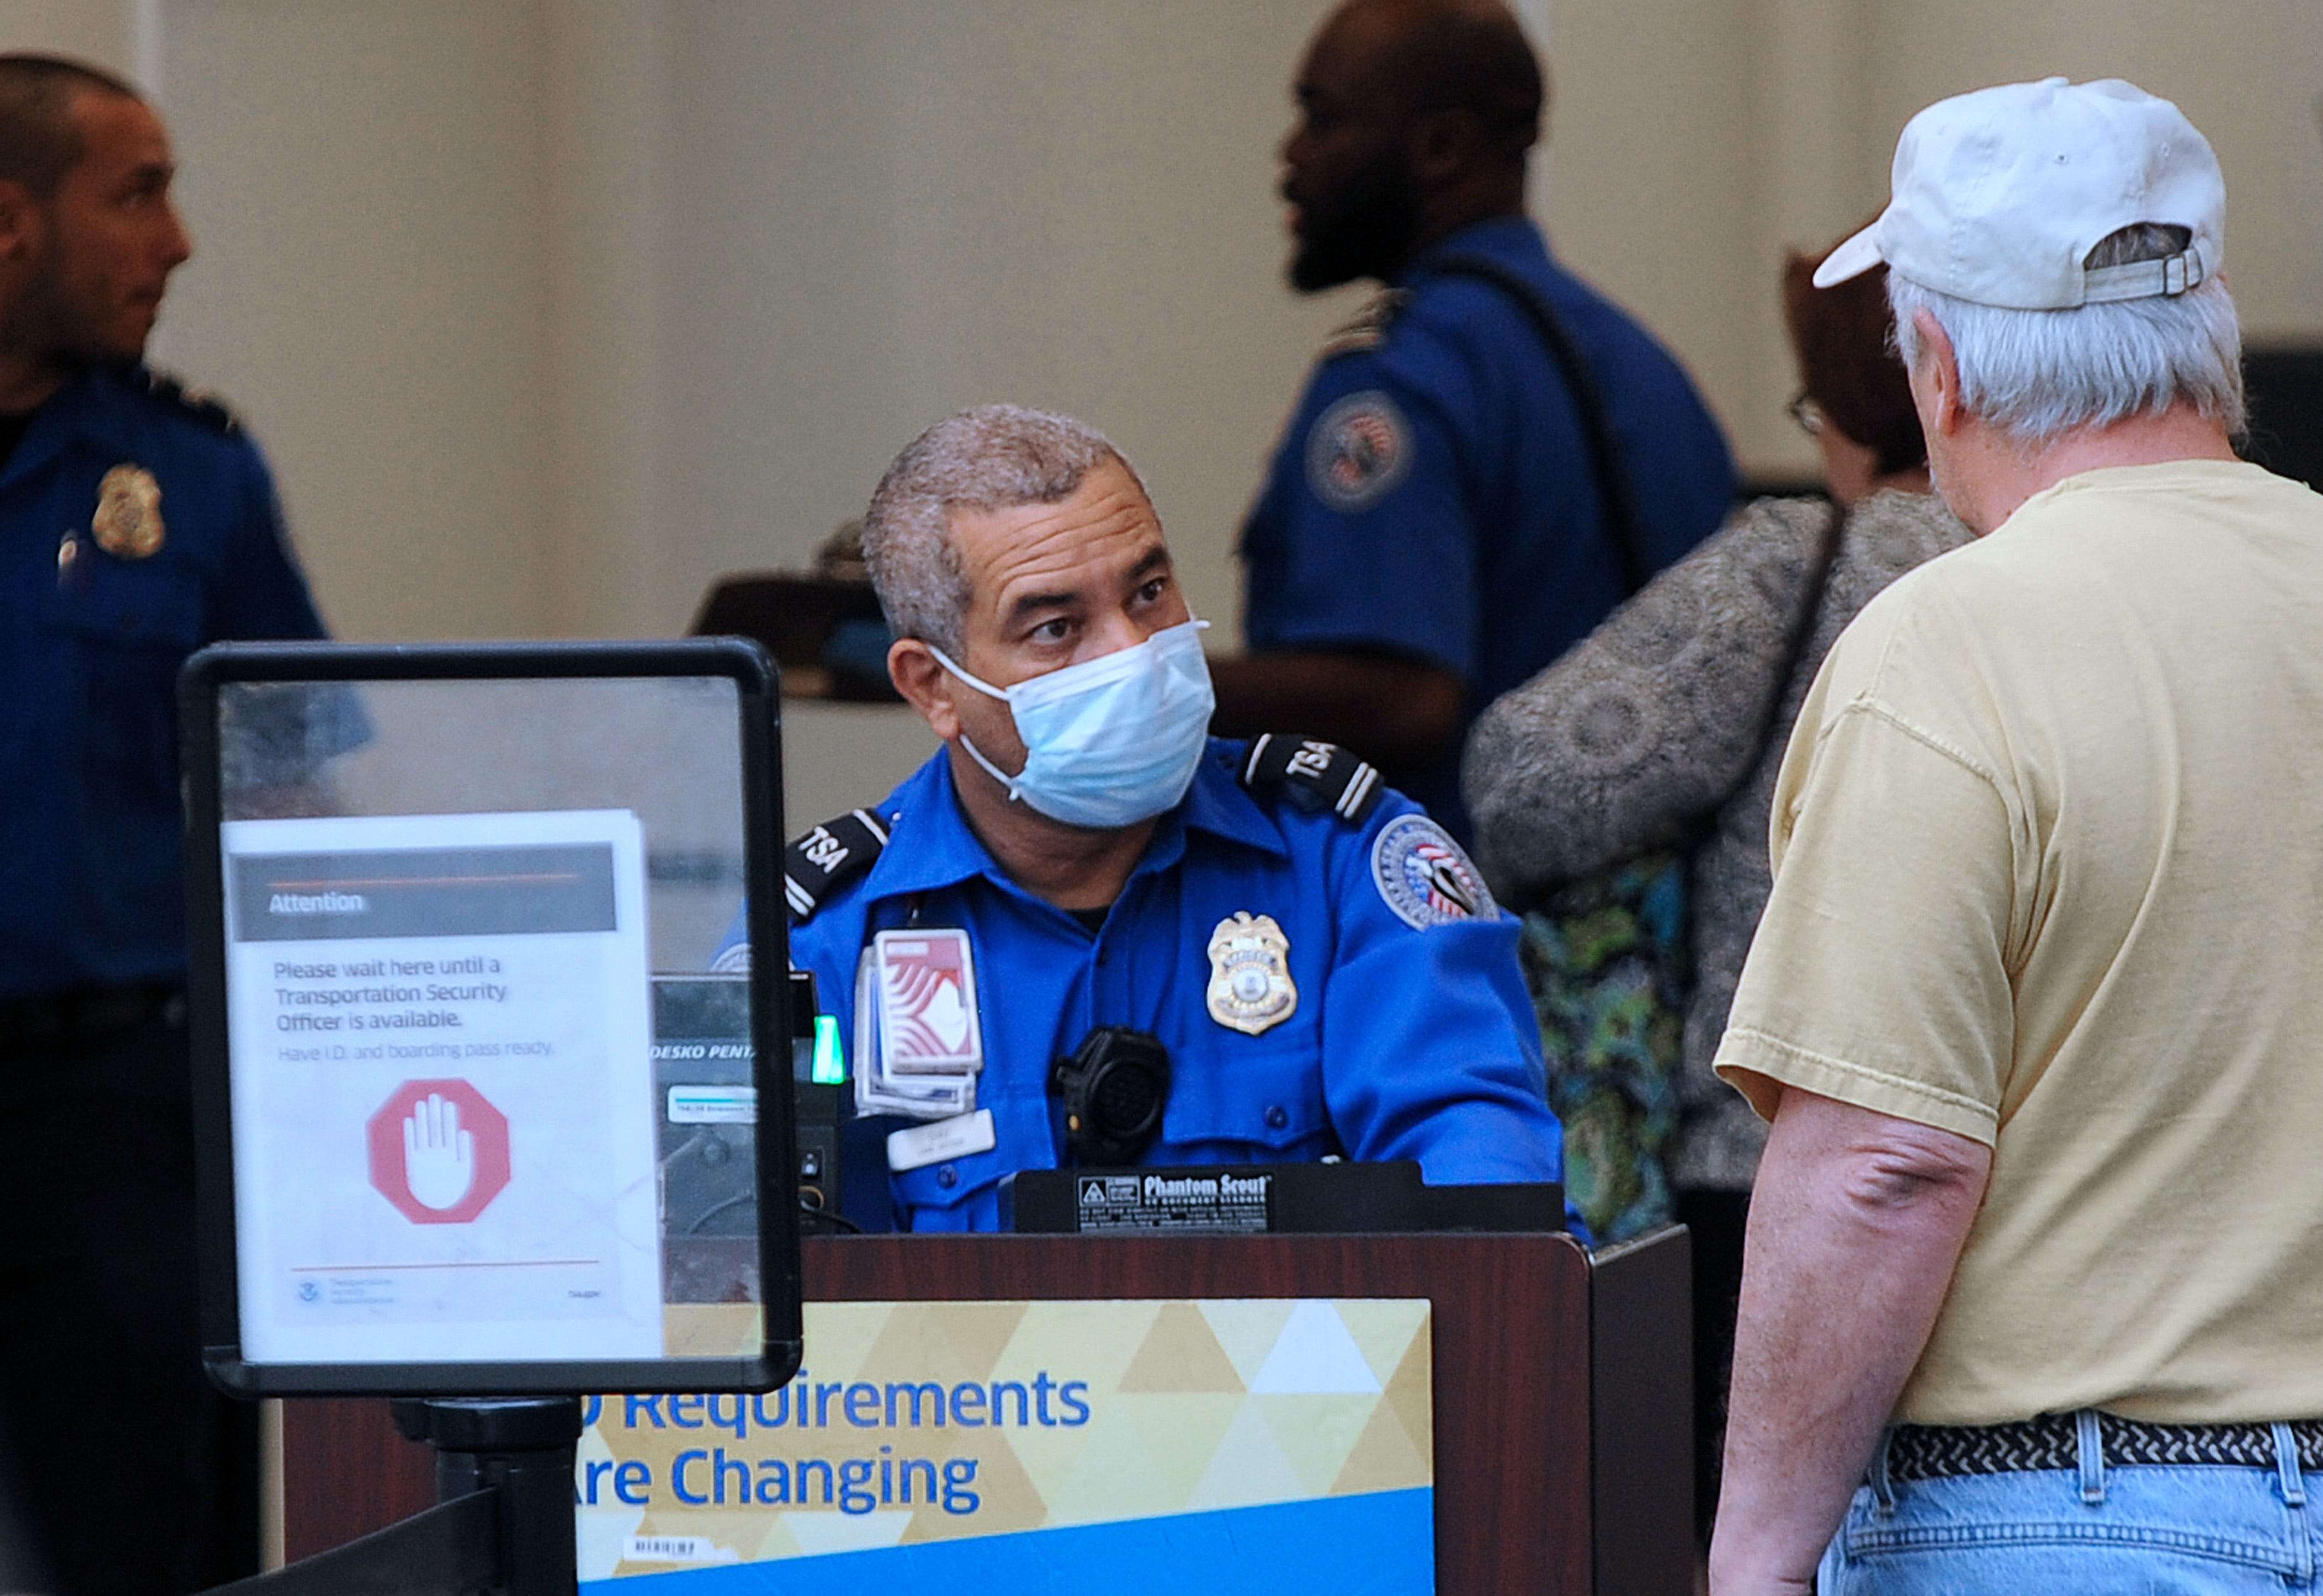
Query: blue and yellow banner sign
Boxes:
[{"xmin": 576, "ymin": 1297, "xmax": 1435, "ymax": 1593}]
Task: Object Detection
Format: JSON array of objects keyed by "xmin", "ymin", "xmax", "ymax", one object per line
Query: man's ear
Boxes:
[
  {"xmin": 889, "ymin": 638, "xmax": 961, "ymax": 743},
  {"xmin": 1911, "ymin": 307, "xmax": 1965, "ymax": 436},
  {"xmin": 1405, "ymin": 106, "xmax": 1481, "ymax": 188},
  {"xmin": 0, "ymin": 180, "xmax": 42, "ymax": 263}
]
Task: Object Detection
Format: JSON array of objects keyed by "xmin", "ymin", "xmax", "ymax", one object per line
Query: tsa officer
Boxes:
[
  {"xmin": 0, "ymin": 55, "xmax": 338, "ymax": 1595},
  {"xmin": 1207, "ymin": 0, "xmax": 1736, "ymax": 841},
  {"xmin": 718, "ymin": 404, "xmax": 1561, "ymax": 1233}
]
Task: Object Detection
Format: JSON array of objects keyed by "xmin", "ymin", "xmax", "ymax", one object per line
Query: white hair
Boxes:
[
  {"xmin": 1889, "ymin": 223, "xmax": 2245, "ymax": 445},
  {"xmin": 860, "ymin": 404, "xmax": 1144, "ymax": 658}
]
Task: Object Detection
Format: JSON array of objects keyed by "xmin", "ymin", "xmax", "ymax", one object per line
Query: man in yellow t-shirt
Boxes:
[{"xmin": 1706, "ymin": 79, "xmax": 2323, "ymax": 1596}]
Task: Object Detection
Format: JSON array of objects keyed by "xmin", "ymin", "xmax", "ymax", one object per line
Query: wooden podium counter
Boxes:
[{"xmin": 281, "ymin": 1227, "xmax": 1689, "ymax": 1595}]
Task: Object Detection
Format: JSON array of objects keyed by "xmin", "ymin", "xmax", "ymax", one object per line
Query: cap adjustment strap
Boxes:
[{"xmin": 2082, "ymin": 242, "xmax": 2206, "ymax": 304}]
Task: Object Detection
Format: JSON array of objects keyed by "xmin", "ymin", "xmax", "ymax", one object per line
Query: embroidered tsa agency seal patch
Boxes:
[
  {"xmin": 1371, "ymin": 813, "xmax": 1497, "ymax": 930},
  {"xmin": 92, "ymin": 464, "xmax": 164, "ymax": 559},
  {"xmin": 1206, "ymin": 911, "xmax": 1298, "ymax": 1035},
  {"xmin": 1305, "ymin": 389, "xmax": 1413, "ymax": 513}
]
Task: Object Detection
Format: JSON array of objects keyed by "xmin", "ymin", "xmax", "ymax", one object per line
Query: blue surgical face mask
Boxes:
[{"xmin": 928, "ymin": 618, "xmax": 1216, "ymax": 830}]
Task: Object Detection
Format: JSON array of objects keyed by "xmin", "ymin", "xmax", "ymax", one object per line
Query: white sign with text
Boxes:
[{"xmin": 223, "ymin": 809, "xmax": 659, "ymax": 1364}]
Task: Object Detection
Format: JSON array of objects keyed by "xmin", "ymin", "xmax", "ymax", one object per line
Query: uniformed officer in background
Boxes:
[
  {"xmin": 0, "ymin": 55, "xmax": 336, "ymax": 1594},
  {"xmin": 720, "ymin": 404, "xmax": 1561, "ymax": 1233},
  {"xmin": 1209, "ymin": 0, "xmax": 1737, "ymax": 841}
]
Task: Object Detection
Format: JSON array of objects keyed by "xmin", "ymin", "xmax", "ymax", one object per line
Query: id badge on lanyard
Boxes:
[{"xmin": 853, "ymin": 926, "xmax": 985, "ymax": 1126}]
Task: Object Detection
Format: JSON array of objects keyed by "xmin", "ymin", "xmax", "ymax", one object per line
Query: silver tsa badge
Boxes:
[
  {"xmin": 1206, "ymin": 911, "xmax": 1298, "ymax": 1036},
  {"xmin": 92, "ymin": 464, "xmax": 164, "ymax": 559}
]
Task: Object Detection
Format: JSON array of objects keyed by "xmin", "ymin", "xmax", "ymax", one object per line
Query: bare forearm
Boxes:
[
  {"xmin": 1709, "ymin": 1090, "xmax": 1990, "ymax": 1595},
  {"xmin": 1207, "ymin": 649, "xmax": 1465, "ymax": 769}
]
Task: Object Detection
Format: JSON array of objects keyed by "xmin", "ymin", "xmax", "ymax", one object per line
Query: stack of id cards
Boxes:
[{"xmin": 854, "ymin": 928, "xmax": 984, "ymax": 1120}]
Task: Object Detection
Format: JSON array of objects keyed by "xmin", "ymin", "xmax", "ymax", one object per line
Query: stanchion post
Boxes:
[{"xmin": 392, "ymin": 1396, "xmax": 584, "ymax": 1596}]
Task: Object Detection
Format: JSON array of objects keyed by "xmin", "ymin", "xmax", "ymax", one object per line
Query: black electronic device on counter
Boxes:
[
  {"xmin": 784, "ymin": 970, "xmax": 845, "ymax": 1227},
  {"xmin": 652, "ymin": 975, "xmax": 757, "ymax": 1245},
  {"xmin": 1001, "ymin": 1160, "xmax": 1564, "ymax": 1235},
  {"xmin": 655, "ymin": 971, "xmax": 843, "ymax": 1299}
]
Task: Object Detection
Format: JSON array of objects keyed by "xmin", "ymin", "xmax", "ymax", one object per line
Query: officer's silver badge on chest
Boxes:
[
  {"xmin": 92, "ymin": 464, "xmax": 164, "ymax": 559},
  {"xmin": 1206, "ymin": 911, "xmax": 1296, "ymax": 1035}
]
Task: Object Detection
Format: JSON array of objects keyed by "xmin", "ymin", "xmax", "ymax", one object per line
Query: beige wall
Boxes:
[
  {"xmin": 0, "ymin": 0, "xmax": 136, "ymax": 76},
  {"xmin": 634, "ymin": 1, "xmax": 1353, "ymax": 641},
  {"xmin": 159, "ymin": 0, "xmax": 558, "ymax": 642},
  {"xmin": 7, "ymin": 0, "xmax": 2320, "ymax": 646},
  {"xmin": 1537, "ymin": 0, "xmax": 1767, "ymax": 461}
]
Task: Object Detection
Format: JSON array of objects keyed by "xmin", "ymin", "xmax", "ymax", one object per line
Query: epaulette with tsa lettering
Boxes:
[
  {"xmin": 1238, "ymin": 734, "xmax": 1383, "ymax": 824},
  {"xmin": 783, "ymin": 808, "xmax": 890, "ymax": 921},
  {"xmin": 143, "ymin": 368, "xmax": 241, "ymax": 435},
  {"xmin": 1316, "ymin": 288, "xmax": 1410, "ymax": 360}
]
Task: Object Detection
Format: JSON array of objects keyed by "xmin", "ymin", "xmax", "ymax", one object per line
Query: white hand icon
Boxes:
[{"xmin": 403, "ymin": 1093, "xmax": 476, "ymax": 1212}]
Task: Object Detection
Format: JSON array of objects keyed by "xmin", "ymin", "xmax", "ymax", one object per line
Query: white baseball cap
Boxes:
[{"xmin": 1815, "ymin": 76, "xmax": 2223, "ymax": 310}]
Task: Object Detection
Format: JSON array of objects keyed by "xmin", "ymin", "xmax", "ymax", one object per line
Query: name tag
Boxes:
[{"xmin": 887, "ymin": 1108, "xmax": 997, "ymax": 1173}]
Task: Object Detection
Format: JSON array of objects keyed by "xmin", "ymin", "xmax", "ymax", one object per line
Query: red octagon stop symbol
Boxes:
[{"xmin": 366, "ymin": 1078, "xmax": 511, "ymax": 1225}]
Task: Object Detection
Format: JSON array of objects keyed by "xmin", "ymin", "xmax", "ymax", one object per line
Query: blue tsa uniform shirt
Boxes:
[
  {"xmin": 1241, "ymin": 215, "xmax": 1737, "ymax": 839},
  {"xmin": 0, "ymin": 364, "xmax": 332, "ymax": 999},
  {"xmin": 721, "ymin": 736, "xmax": 1562, "ymax": 1233}
]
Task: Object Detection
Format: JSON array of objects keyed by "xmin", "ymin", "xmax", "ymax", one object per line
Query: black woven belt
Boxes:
[{"xmin": 1889, "ymin": 1412, "xmax": 2323, "ymax": 1482}]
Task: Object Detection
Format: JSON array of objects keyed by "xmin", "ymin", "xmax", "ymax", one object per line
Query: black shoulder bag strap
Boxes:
[
  {"xmin": 1433, "ymin": 253, "xmax": 1846, "ymax": 822},
  {"xmin": 1738, "ymin": 500, "xmax": 1845, "ymax": 790},
  {"xmin": 1424, "ymin": 251, "xmax": 1653, "ymax": 596}
]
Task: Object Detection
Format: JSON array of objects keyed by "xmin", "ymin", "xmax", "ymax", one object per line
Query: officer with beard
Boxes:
[{"xmin": 1210, "ymin": 0, "xmax": 1736, "ymax": 842}]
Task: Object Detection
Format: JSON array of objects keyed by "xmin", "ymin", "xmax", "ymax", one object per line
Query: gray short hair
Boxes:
[
  {"xmin": 861, "ymin": 404, "xmax": 1144, "ymax": 658},
  {"xmin": 1889, "ymin": 223, "xmax": 2245, "ymax": 445}
]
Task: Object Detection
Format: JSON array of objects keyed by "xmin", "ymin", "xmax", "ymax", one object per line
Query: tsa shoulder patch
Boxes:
[
  {"xmin": 1371, "ymin": 813, "xmax": 1497, "ymax": 930},
  {"xmin": 1316, "ymin": 288, "xmax": 1409, "ymax": 359},
  {"xmin": 784, "ymin": 807, "xmax": 890, "ymax": 922},
  {"xmin": 1240, "ymin": 733, "xmax": 1383, "ymax": 824},
  {"xmin": 1305, "ymin": 389, "xmax": 1413, "ymax": 513},
  {"xmin": 143, "ymin": 368, "xmax": 240, "ymax": 434}
]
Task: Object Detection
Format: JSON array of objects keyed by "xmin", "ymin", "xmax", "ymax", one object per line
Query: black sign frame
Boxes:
[{"xmin": 179, "ymin": 639, "xmax": 800, "ymax": 1397}]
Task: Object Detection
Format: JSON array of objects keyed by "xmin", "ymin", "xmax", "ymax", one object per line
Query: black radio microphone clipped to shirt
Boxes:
[{"xmin": 1050, "ymin": 1026, "xmax": 1171, "ymax": 1166}]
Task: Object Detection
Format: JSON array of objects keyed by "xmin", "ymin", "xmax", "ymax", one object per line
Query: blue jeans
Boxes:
[{"xmin": 1819, "ymin": 1416, "xmax": 2322, "ymax": 1593}]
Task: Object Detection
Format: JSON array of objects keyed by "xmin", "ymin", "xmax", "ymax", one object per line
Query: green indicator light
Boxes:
[{"xmin": 811, "ymin": 1013, "xmax": 846, "ymax": 1084}]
